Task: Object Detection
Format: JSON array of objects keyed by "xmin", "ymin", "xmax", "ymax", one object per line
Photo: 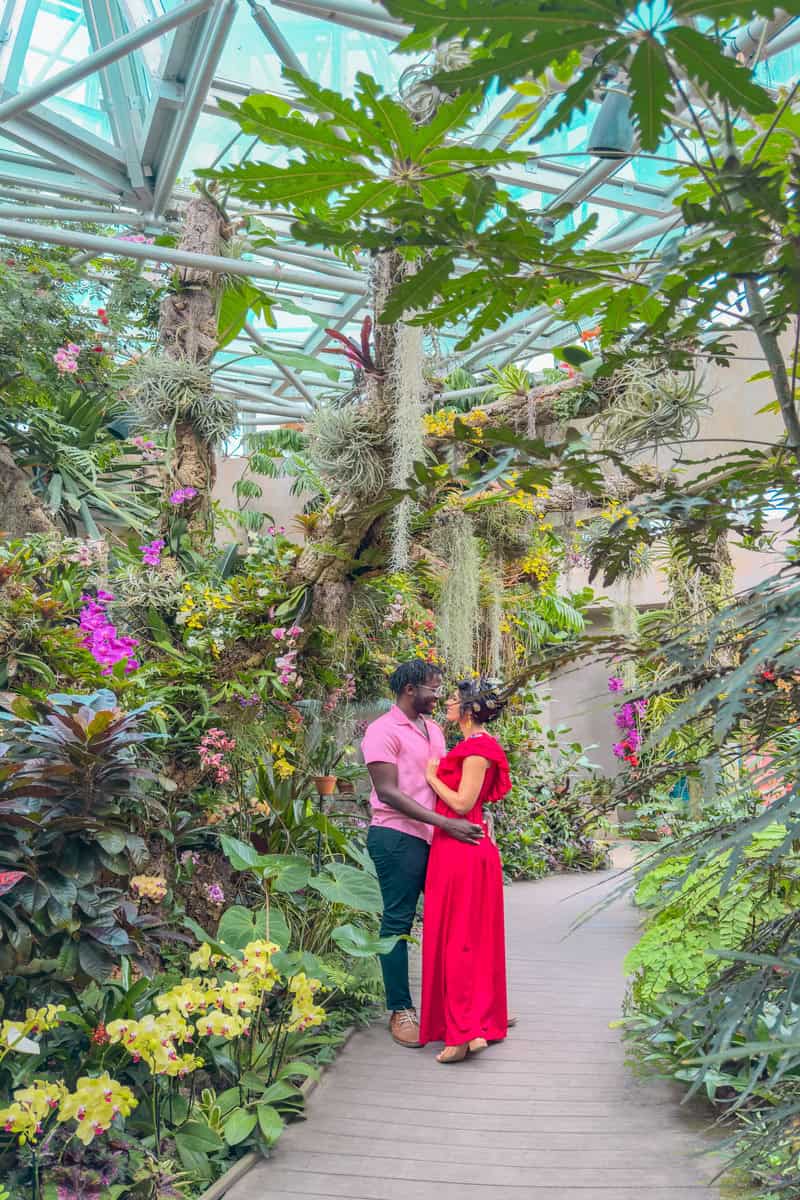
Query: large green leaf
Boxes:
[
  {"xmin": 430, "ymin": 25, "xmax": 601, "ymax": 91},
  {"xmin": 201, "ymin": 160, "xmax": 372, "ymax": 208},
  {"xmin": 666, "ymin": 27, "xmax": 775, "ymax": 114},
  {"xmin": 355, "ymin": 72, "xmax": 416, "ymax": 152},
  {"xmin": 628, "ymin": 36, "xmax": 672, "ymax": 153},
  {"xmin": 257, "ymin": 1103, "xmax": 284, "ymax": 1144},
  {"xmin": 218, "ymin": 834, "xmax": 262, "ymax": 871},
  {"xmin": 380, "ymin": 254, "xmax": 456, "ymax": 324},
  {"xmin": 219, "ymin": 836, "xmax": 312, "ymax": 893},
  {"xmin": 175, "ymin": 1141, "xmax": 212, "ymax": 1180},
  {"xmin": 175, "ymin": 1120, "xmax": 224, "ymax": 1153},
  {"xmin": 287, "ymin": 70, "xmax": 395, "ymax": 153},
  {"xmin": 217, "ymin": 281, "xmax": 276, "ymax": 350},
  {"xmin": 272, "ymin": 948, "xmax": 330, "ymax": 982},
  {"xmin": 223, "ymin": 94, "xmax": 358, "ymax": 158},
  {"xmin": 261, "ymin": 346, "xmax": 341, "ymax": 381},
  {"xmin": 386, "ymin": 0, "xmax": 592, "ymax": 51},
  {"xmin": 266, "ymin": 855, "xmax": 312, "ymax": 894},
  {"xmin": 222, "ymin": 1107, "xmax": 257, "ymax": 1146},
  {"xmin": 216, "ymin": 903, "xmax": 290, "ymax": 950},
  {"xmin": 309, "ymin": 863, "xmax": 383, "ymax": 914},
  {"xmin": 331, "ymin": 922, "xmax": 400, "ymax": 957}
]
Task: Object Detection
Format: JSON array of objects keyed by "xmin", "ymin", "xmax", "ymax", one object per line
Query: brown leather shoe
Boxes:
[{"xmin": 390, "ymin": 1008, "xmax": 422, "ymax": 1048}]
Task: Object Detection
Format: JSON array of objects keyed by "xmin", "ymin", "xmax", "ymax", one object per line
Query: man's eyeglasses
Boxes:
[{"xmin": 417, "ymin": 685, "xmax": 443, "ymax": 697}]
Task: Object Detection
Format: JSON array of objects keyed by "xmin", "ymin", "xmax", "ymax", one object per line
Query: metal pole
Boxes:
[
  {"xmin": 0, "ymin": 0, "xmax": 216, "ymax": 123},
  {"xmin": 598, "ymin": 211, "xmax": 682, "ymax": 254},
  {"xmin": 217, "ymin": 380, "xmax": 313, "ymax": 409},
  {"xmin": 244, "ymin": 321, "xmax": 319, "ymax": 406},
  {"xmin": 151, "ymin": 0, "xmax": 238, "ymax": 215},
  {"xmin": 762, "ymin": 15, "xmax": 800, "ymax": 55},
  {"xmin": 216, "ymin": 392, "xmax": 312, "ymax": 417},
  {"xmin": 272, "ymin": 0, "xmax": 405, "ymax": 39},
  {"xmin": 247, "ymin": 0, "xmax": 305, "ymax": 73},
  {"xmin": 0, "ymin": 217, "xmax": 367, "ymax": 292},
  {"xmin": 0, "ymin": 203, "xmax": 164, "ymax": 224}
]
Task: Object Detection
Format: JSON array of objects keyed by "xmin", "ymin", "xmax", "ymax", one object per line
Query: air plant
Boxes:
[{"xmin": 322, "ymin": 316, "xmax": 385, "ymax": 378}]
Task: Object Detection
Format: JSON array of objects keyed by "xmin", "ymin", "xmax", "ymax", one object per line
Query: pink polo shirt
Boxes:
[{"xmin": 361, "ymin": 705, "xmax": 446, "ymax": 843}]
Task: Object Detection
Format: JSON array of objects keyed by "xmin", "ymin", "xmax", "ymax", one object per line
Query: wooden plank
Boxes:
[
  {"xmin": 226, "ymin": 853, "xmax": 723, "ymax": 1200},
  {"xmin": 236, "ymin": 1168, "xmax": 717, "ymax": 1199}
]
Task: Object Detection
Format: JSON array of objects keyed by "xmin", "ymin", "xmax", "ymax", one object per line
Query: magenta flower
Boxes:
[
  {"xmin": 206, "ymin": 883, "xmax": 225, "ymax": 904},
  {"xmin": 139, "ymin": 538, "xmax": 165, "ymax": 568},
  {"xmin": 271, "ymin": 627, "xmax": 287, "ymax": 641},
  {"xmin": 79, "ymin": 592, "xmax": 139, "ymax": 675},
  {"xmin": 169, "ymin": 486, "xmax": 198, "ymax": 505},
  {"xmin": 607, "ymin": 676, "xmax": 624, "ymax": 692}
]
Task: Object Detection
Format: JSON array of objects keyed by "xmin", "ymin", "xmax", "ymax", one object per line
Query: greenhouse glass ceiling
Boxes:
[{"xmin": 1, "ymin": 0, "xmax": 799, "ymax": 424}]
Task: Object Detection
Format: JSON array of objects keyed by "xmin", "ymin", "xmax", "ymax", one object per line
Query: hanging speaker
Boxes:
[{"xmin": 587, "ymin": 89, "xmax": 634, "ymax": 160}]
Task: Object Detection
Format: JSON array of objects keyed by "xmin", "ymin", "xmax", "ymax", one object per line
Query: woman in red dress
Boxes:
[{"xmin": 420, "ymin": 677, "xmax": 512, "ymax": 1063}]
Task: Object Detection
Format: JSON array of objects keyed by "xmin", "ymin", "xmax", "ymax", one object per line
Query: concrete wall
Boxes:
[{"xmin": 214, "ymin": 456, "xmax": 308, "ymax": 543}]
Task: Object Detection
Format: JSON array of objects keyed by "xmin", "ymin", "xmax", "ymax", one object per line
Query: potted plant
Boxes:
[{"xmin": 334, "ymin": 756, "xmax": 362, "ymax": 796}]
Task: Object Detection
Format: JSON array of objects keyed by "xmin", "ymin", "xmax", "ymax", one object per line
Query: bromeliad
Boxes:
[{"xmin": 321, "ymin": 316, "xmax": 384, "ymax": 378}]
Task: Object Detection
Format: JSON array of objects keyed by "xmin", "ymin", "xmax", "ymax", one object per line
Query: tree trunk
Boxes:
[
  {"xmin": 292, "ymin": 251, "xmax": 403, "ymax": 625},
  {"xmin": 158, "ymin": 195, "xmax": 228, "ymax": 529},
  {"xmin": 0, "ymin": 443, "xmax": 57, "ymax": 536}
]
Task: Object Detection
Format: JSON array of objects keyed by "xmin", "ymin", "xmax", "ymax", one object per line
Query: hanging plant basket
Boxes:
[{"xmin": 313, "ymin": 775, "xmax": 338, "ymax": 796}]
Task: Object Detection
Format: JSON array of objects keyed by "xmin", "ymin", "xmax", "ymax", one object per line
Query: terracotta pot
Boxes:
[
  {"xmin": 336, "ymin": 780, "xmax": 355, "ymax": 796},
  {"xmin": 313, "ymin": 775, "xmax": 337, "ymax": 796}
]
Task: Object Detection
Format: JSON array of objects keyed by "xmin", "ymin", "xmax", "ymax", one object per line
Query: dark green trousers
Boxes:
[{"xmin": 367, "ymin": 825, "xmax": 429, "ymax": 1012}]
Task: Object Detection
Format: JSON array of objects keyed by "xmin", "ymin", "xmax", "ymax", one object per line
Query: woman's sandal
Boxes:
[
  {"xmin": 468, "ymin": 1037, "xmax": 489, "ymax": 1055},
  {"xmin": 436, "ymin": 1044, "xmax": 469, "ymax": 1064}
]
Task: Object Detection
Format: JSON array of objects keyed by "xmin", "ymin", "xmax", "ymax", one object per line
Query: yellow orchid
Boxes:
[
  {"xmin": 0, "ymin": 1079, "xmax": 67, "ymax": 1144},
  {"xmin": 58, "ymin": 1074, "xmax": 136, "ymax": 1145},
  {"xmin": 287, "ymin": 974, "xmax": 326, "ymax": 1032},
  {"xmin": 188, "ymin": 941, "xmax": 224, "ymax": 972},
  {"xmin": 196, "ymin": 1010, "xmax": 249, "ymax": 1039},
  {"xmin": 155, "ymin": 978, "xmax": 210, "ymax": 1018}
]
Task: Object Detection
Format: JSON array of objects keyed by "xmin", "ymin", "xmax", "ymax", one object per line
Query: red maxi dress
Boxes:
[{"xmin": 419, "ymin": 732, "xmax": 512, "ymax": 1046}]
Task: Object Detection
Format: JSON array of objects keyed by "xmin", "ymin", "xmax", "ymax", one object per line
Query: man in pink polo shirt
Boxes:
[{"xmin": 362, "ymin": 659, "xmax": 483, "ymax": 1048}]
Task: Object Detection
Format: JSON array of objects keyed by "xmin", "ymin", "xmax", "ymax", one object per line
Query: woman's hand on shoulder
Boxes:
[{"xmin": 425, "ymin": 758, "xmax": 440, "ymax": 786}]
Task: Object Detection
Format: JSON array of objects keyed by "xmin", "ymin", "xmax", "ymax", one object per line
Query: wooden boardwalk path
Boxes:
[{"xmin": 228, "ymin": 849, "xmax": 723, "ymax": 1200}]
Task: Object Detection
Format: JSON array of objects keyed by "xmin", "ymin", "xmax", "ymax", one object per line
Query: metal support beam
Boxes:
[
  {"xmin": 150, "ymin": 0, "xmax": 238, "ymax": 215},
  {"xmin": 244, "ymin": 320, "xmax": 318, "ymax": 406},
  {"xmin": 1, "ymin": 0, "xmax": 39, "ymax": 97},
  {"xmin": 0, "ymin": 202, "xmax": 165, "ymax": 224},
  {"xmin": 0, "ymin": 217, "xmax": 368, "ymax": 292},
  {"xmin": 272, "ymin": 0, "xmax": 406, "ymax": 39},
  {"xmin": 598, "ymin": 210, "xmax": 682, "ymax": 254},
  {"xmin": 0, "ymin": 0, "xmax": 215, "ymax": 123},
  {"xmin": 216, "ymin": 387, "xmax": 312, "ymax": 415},
  {"xmin": 247, "ymin": 0, "xmax": 305, "ymax": 73},
  {"xmin": 80, "ymin": 0, "xmax": 150, "ymax": 204},
  {"xmin": 1, "ymin": 109, "xmax": 134, "ymax": 196}
]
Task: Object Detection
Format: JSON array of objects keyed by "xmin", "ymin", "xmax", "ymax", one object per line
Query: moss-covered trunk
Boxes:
[
  {"xmin": 0, "ymin": 443, "xmax": 57, "ymax": 537},
  {"xmin": 158, "ymin": 195, "xmax": 227, "ymax": 530},
  {"xmin": 292, "ymin": 250, "xmax": 403, "ymax": 626}
]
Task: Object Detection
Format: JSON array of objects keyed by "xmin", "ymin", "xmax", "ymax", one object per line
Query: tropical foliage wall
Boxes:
[{"xmin": 2, "ymin": 0, "xmax": 800, "ymax": 1195}]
